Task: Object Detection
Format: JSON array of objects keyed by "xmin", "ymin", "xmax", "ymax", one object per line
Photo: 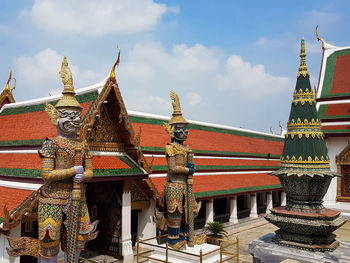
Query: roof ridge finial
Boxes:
[
  {"xmin": 110, "ymin": 45, "xmax": 121, "ymax": 80},
  {"xmin": 5, "ymin": 68, "xmax": 12, "ymax": 91},
  {"xmin": 315, "ymin": 25, "xmax": 325, "ymax": 49},
  {"xmin": 297, "ymin": 37, "xmax": 309, "ymax": 78}
]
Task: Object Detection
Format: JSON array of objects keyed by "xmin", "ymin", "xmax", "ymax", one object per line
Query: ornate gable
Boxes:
[{"xmin": 79, "ymin": 54, "xmax": 152, "ymax": 173}]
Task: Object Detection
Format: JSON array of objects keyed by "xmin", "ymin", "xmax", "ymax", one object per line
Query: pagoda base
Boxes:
[
  {"xmin": 249, "ymin": 233, "xmax": 350, "ymax": 263},
  {"xmin": 265, "ymin": 206, "xmax": 346, "ymax": 252}
]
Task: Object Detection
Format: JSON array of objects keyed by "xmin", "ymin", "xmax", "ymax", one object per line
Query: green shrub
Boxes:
[{"xmin": 203, "ymin": 221, "xmax": 228, "ymax": 238}]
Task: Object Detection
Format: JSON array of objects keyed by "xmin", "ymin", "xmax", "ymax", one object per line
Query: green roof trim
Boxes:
[
  {"xmin": 0, "ymin": 168, "xmax": 41, "ymax": 178},
  {"xmin": 323, "ymin": 129, "xmax": 350, "ymax": 134},
  {"xmin": 194, "ymin": 184, "xmax": 282, "ymax": 198},
  {"xmin": 0, "ymin": 156, "xmax": 144, "ymax": 178},
  {"xmin": 317, "ymin": 104, "xmax": 328, "ymax": 119},
  {"xmin": 130, "ymin": 116, "xmax": 284, "ymax": 142},
  {"xmin": 141, "ymin": 146, "xmax": 280, "ymax": 158},
  {"xmin": 152, "ymin": 165, "xmax": 279, "ymax": 171},
  {"xmin": 321, "ymin": 49, "xmax": 350, "ymax": 98},
  {"xmin": 0, "ymin": 139, "xmax": 44, "ymax": 147},
  {"xmin": 0, "ymin": 91, "xmax": 99, "ymax": 116}
]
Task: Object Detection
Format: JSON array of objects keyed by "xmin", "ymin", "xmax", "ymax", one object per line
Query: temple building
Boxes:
[
  {"xmin": 315, "ymin": 32, "xmax": 350, "ymax": 211},
  {"xmin": 0, "ymin": 57, "xmax": 285, "ymax": 262}
]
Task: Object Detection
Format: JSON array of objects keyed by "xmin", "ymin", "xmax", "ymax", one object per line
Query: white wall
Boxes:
[
  {"xmin": 137, "ymin": 200, "xmax": 157, "ymax": 243},
  {"xmin": 324, "ymin": 136, "xmax": 350, "ymax": 210},
  {"xmin": 0, "ymin": 225, "xmax": 21, "ymax": 263}
]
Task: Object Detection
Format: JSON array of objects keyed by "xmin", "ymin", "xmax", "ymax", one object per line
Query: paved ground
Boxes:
[
  {"xmin": 82, "ymin": 216, "xmax": 350, "ymax": 262},
  {"xmin": 226, "ymin": 217, "xmax": 350, "ymax": 263}
]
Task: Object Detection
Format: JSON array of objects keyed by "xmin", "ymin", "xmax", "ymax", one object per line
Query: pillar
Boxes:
[
  {"xmin": 281, "ymin": 191, "xmax": 287, "ymax": 206},
  {"xmin": 205, "ymin": 199, "xmax": 214, "ymax": 224},
  {"xmin": 249, "ymin": 193, "xmax": 258, "ymax": 218},
  {"xmin": 266, "ymin": 191, "xmax": 273, "ymax": 214},
  {"xmin": 121, "ymin": 185, "xmax": 133, "ymax": 263},
  {"xmin": 229, "ymin": 196, "xmax": 238, "ymax": 224}
]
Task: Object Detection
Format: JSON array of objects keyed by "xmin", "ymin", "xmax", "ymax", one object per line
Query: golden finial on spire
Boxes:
[
  {"xmin": 5, "ymin": 68, "xmax": 12, "ymax": 91},
  {"xmin": 297, "ymin": 37, "xmax": 310, "ymax": 78},
  {"xmin": 11, "ymin": 78, "xmax": 16, "ymax": 93},
  {"xmin": 110, "ymin": 45, "xmax": 121, "ymax": 80},
  {"xmin": 315, "ymin": 25, "xmax": 325, "ymax": 49}
]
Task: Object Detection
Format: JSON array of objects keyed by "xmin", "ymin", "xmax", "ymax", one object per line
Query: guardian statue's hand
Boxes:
[
  {"xmin": 74, "ymin": 173, "xmax": 85, "ymax": 183},
  {"xmin": 74, "ymin": 165, "xmax": 84, "ymax": 175}
]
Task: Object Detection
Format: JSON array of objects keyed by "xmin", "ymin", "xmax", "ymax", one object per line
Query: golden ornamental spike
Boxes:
[
  {"xmin": 110, "ymin": 45, "xmax": 121, "ymax": 79},
  {"xmin": 297, "ymin": 37, "xmax": 310, "ymax": 78},
  {"xmin": 5, "ymin": 68, "xmax": 12, "ymax": 91},
  {"xmin": 11, "ymin": 78, "xmax": 16, "ymax": 93},
  {"xmin": 315, "ymin": 25, "xmax": 325, "ymax": 49}
]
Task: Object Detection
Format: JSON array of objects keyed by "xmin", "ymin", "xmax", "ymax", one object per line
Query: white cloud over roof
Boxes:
[{"xmin": 22, "ymin": 0, "xmax": 171, "ymax": 36}]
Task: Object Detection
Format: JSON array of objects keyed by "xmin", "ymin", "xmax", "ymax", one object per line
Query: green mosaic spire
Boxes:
[{"xmin": 273, "ymin": 38, "xmax": 336, "ymax": 177}]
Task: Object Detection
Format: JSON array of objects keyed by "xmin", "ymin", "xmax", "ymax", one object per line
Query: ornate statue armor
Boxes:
[
  {"xmin": 161, "ymin": 91, "xmax": 201, "ymax": 250},
  {"xmin": 38, "ymin": 137, "xmax": 97, "ymax": 257},
  {"xmin": 7, "ymin": 57, "xmax": 98, "ymax": 263}
]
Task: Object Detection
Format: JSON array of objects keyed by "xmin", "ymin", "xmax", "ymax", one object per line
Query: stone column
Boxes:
[
  {"xmin": 249, "ymin": 193, "xmax": 258, "ymax": 218},
  {"xmin": 266, "ymin": 191, "xmax": 273, "ymax": 214},
  {"xmin": 229, "ymin": 196, "xmax": 238, "ymax": 224},
  {"xmin": 205, "ymin": 199, "xmax": 214, "ymax": 224},
  {"xmin": 281, "ymin": 191, "xmax": 287, "ymax": 206},
  {"xmin": 121, "ymin": 183, "xmax": 133, "ymax": 263}
]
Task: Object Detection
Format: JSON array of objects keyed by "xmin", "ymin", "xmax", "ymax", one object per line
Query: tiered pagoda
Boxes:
[{"xmin": 265, "ymin": 38, "xmax": 347, "ymax": 251}]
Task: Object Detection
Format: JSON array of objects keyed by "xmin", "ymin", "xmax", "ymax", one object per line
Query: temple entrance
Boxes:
[
  {"xmin": 85, "ymin": 181, "xmax": 123, "ymax": 259},
  {"xmin": 339, "ymin": 165, "xmax": 350, "ymax": 200},
  {"xmin": 336, "ymin": 144, "xmax": 350, "ymax": 202}
]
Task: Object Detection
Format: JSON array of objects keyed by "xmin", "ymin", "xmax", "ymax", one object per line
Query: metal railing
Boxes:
[{"xmin": 136, "ymin": 235, "xmax": 239, "ymax": 263}]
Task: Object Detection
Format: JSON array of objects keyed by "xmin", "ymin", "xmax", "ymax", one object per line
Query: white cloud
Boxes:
[
  {"xmin": 216, "ymin": 55, "xmax": 291, "ymax": 99},
  {"xmin": 23, "ymin": 0, "xmax": 170, "ymax": 36},
  {"xmin": 186, "ymin": 92, "xmax": 201, "ymax": 106},
  {"xmin": 14, "ymin": 48, "xmax": 104, "ymax": 98}
]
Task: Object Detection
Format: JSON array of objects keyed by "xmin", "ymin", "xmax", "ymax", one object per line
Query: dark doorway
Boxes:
[{"xmin": 85, "ymin": 181, "xmax": 123, "ymax": 259}]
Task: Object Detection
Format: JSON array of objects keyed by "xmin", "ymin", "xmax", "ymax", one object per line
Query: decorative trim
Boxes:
[
  {"xmin": 336, "ymin": 144, "xmax": 350, "ymax": 202},
  {"xmin": 2, "ymin": 190, "xmax": 39, "ymax": 229}
]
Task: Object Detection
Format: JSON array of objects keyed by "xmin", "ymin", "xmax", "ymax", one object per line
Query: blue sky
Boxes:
[{"xmin": 1, "ymin": 0, "xmax": 349, "ymax": 133}]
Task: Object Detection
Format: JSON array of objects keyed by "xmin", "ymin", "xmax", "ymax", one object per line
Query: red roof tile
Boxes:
[
  {"xmin": 150, "ymin": 173, "xmax": 280, "ymax": 197},
  {"xmin": 324, "ymin": 103, "xmax": 350, "ymax": 117},
  {"xmin": 146, "ymin": 157, "xmax": 279, "ymax": 167},
  {"xmin": 0, "ymin": 102, "xmax": 92, "ymax": 142},
  {"xmin": 331, "ymin": 54, "xmax": 350, "ymax": 95},
  {"xmin": 133, "ymin": 123, "xmax": 283, "ymax": 155},
  {"xmin": 0, "ymin": 187, "xmax": 34, "ymax": 219}
]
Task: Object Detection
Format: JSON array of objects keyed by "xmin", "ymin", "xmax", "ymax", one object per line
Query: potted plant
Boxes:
[{"xmin": 203, "ymin": 221, "xmax": 228, "ymax": 245}]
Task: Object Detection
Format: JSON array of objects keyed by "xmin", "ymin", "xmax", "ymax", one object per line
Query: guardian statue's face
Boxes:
[
  {"xmin": 57, "ymin": 110, "xmax": 82, "ymax": 137},
  {"xmin": 173, "ymin": 124, "xmax": 189, "ymax": 142}
]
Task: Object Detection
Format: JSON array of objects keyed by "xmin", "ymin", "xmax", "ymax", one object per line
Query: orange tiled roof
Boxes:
[
  {"xmin": 0, "ymin": 187, "xmax": 34, "ymax": 221},
  {"xmin": 151, "ymin": 172, "xmax": 281, "ymax": 198},
  {"xmin": 132, "ymin": 122, "xmax": 283, "ymax": 156}
]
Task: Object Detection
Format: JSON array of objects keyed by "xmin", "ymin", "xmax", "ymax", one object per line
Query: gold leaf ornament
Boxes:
[
  {"xmin": 163, "ymin": 122, "xmax": 175, "ymax": 137},
  {"xmin": 45, "ymin": 102, "xmax": 60, "ymax": 126}
]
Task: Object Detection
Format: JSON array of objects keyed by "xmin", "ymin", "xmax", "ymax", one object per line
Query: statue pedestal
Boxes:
[
  {"xmin": 249, "ymin": 233, "xmax": 350, "ymax": 263},
  {"xmin": 147, "ymin": 243, "xmax": 228, "ymax": 262}
]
